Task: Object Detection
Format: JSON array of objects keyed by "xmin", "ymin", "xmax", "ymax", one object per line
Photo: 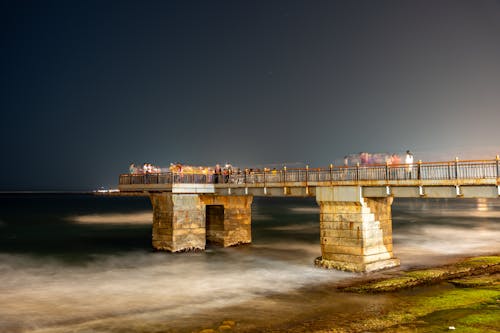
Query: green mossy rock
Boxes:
[
  {"xmin": 450, "ymin": 273, "xmax": 500, "ymax": 288},
  {"xmin": 344, "ymin": 256, "xmax": 500, "ymax": 293}
]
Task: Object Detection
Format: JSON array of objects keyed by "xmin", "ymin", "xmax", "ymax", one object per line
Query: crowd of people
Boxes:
[
  {"xmin": 127, "ymin": 161, "xmax": 287, "ymax": 184},
  {"xmin": 128, "ymin": 163, "xmax": 165, "ymax": 174},
  {"xmin": 343, "ymin": 150, "xmax": 414, "ymax": 166},
  {"xmin": 128, "ymin": 162, "xmax": 241, "ymax": 183},
  {"xmin": 127, "ymin": 151, "xmax": 415, "ymax": 183}
]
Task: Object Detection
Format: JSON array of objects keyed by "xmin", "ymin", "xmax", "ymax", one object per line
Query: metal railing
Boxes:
[{"xmin": 119, "ymin": 158, "xmax": 500, "ymax": 186}]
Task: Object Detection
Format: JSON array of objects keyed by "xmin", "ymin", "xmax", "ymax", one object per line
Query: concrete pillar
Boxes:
[
  {"xmin": 150, "ymin": 192, "xmax": 206, "ymax": 252},
  {"xmin": 315, "ymin": 187, "xmax": 400, "ymax": 272},
  {"xmin": 200, "ymin": 195, "xmax": 253, "ymax": 247},
  {"xmin": 150, "ymin": 193, "xmax": 253, "ymax": 251}
]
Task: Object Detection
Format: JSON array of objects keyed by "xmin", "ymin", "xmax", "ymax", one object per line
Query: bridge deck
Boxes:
[{"xmin": 118, "ymin": 159, "xmax": 500, "ymax": 198}]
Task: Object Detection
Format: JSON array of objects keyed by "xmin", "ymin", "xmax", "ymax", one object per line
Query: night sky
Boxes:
[{"xmin": 1, "ymin": 0, "xmax": 500, "ymax": 190}]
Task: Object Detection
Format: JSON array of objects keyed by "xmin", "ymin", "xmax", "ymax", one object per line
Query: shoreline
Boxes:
[
  {"xmin": 339, "ymin": 255, "xmax": 500, "ymax": 293},
  {"xmin": 274, "ymin": 255, "xmax": 500, "ymax": 333},
  {"xmin": 23, "ymin": 255, "xmax": 500, "ymax": 333},
  {"xmin": 192, "ymin": 255, "xmax": 500, "ymax": 333}
]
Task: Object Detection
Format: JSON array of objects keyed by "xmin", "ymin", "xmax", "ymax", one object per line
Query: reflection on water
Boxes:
[
  {"xmin": 0, "ymin": 195, "xmax": 499, "ymax": 332},
  {"xmin": 476, "ymin": 197, "xmax": 490, "ymax": 212}
]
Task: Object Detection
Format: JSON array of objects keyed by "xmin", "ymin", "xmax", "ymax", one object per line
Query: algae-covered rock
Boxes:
[
  {"xmin": 450, "ymin": 273, "xmax": 500, "ymax": 288},
  {"xmin": 343, "ymin": 255, "xmax": 500, "ymax": 293},
  {"xmin": 406, "ymin": 268, "xmax": 447, "ymax": 280},
  {"xmin": 345, "ymin": 276, "xmax": 417, "ymax": 293},
  {"xmin": 218, "ymin": 324, "xmax": 232, "ymax": 332}
]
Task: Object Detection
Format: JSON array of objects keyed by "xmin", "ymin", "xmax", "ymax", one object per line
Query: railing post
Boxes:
[
  {"xmin": 263, "ymin": 168, "xmax": 267, "ymax": 188},
  {"xmin": 496, "ymin": 155, "xmax": 499, "ymax": 179},
  {"xmin": 455, "ymin": 157, "xmax": 459, "ymax": 180},
  {"xmin": 305, "ymin": 165, "xmax": 309, "ymax": 195},
  {"xmin": 385, "ymin": 161, "xmax": 389, "ymax": 181},
  {"xmin": 417, "ymin": 160, "xmax": 422, "ymax": 180},
  {"xmin": 330, "ymin": 163, "xmax": 333, "ymax": 183},
  {"xmin": 356, "ymin": 163, "xmax": 360, "ymax": 181},
  {"xmin": 283, "ymin": 166, "xmax": 287, "ymax": 195}
]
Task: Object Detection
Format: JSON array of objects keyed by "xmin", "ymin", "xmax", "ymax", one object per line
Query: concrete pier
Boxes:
[
  {"xmin": 150, "ymin": 193, "xmax": 206, "ymax": 251},
  {"xmin": 315, "ymin": 186, "xmax": 400, "ymax": 272},
  {"xmin": 120, "ymin": 158, "xmax": 499, "ymax": 273},
  {"xmin": 150, "ymin": 192, "xmax": 252, "ymax": 252},
  {"xmin": 201, "ymin": 195, "xmax": 253, "ymax": 247}
]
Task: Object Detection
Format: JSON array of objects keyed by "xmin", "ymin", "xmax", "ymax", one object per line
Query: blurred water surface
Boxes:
[{"xmin": 0, "ymin": 194, "xmax": 498, "ymax": 332}]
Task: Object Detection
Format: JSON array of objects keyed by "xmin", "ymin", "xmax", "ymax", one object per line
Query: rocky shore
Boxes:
[
  {"xmin": 341, "ymin": 255, "xmax": 500, "ymax": 293},
  {"xmin": 322, "ymin": 255, "xmax": 500, "ymax": 332},
  {"xmin": 196, "ymin": 255, "xmax": 499, "ymax": 333}
]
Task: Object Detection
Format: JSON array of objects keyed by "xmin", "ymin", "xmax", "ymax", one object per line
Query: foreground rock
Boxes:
[
  {"xmin": 340, "ymin": 256, "xmax": 500, "ymax": 293},
  {"xmin": 314, "ymin": 255, "xmax": 500, "ymax": 333}
]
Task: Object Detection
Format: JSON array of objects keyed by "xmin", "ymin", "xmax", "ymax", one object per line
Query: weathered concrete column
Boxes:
[
  {"xmin": 150, "ymin": 192, "xmax": 253, "ymax": 251},
  {"xmin": 200, "ymin": 195, "xmax": 253, "ymax": 247},
  {"xmin": 150, "ymin": 192, "xmax": 206, "ymax": 252},
  {"xmin": 315, "ymin": 186, "xmax": 400, "ymax": 272}
]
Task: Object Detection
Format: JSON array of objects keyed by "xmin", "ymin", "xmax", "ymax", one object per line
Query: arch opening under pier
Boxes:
[{"xmin": 206, "ymin": 205, "xmax": 224, "ymax": 246}]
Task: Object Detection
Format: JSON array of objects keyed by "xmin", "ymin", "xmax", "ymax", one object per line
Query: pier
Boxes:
[{"xmin": 118, "ymin": 157, "xmax": 500, "ymax": 272}]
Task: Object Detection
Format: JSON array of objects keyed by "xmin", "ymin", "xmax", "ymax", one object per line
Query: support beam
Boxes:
[{"xmin": 315, "ymin": 187, "xmax": 399, "ymax": 272}]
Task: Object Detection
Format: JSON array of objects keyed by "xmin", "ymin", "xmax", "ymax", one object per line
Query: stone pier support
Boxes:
[
  {"xmin": 150, "ymin": 192, "xmax": 206, "ymax": 252},
  {"xmin": 315, "ymin": 187, "xmax": 400, "ymax": 272},
  {"xmin": 150, "ymin": 192, "xmax": 252, "ymax": 252},
  {"xmin": 200, "ymin": 195, "xmax": 253, "ymax": 247}
]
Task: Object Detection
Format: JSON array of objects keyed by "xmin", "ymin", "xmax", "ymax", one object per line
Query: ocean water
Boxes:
[{"xmin": 0, "ymin": 194, "xmax": 499, "ymax": 332}]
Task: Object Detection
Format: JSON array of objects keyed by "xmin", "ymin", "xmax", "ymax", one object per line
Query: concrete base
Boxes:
[
  {"xmin": 316, "ymin": 186, "xmax": 399, "ymax": 273},
  {"xmin": 314, "ymin": 257, "xmax": 400, "ymax": 272}
]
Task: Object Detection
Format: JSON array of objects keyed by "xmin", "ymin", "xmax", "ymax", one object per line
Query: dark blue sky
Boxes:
[{"xmin": 1, "ymin": 0, "xmax": 500, "ymax": 190}]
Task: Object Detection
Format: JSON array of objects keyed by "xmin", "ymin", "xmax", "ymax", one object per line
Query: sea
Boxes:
[{"xmin": 0, "ymin": 194, "xmax": 499, "ymax": 333}]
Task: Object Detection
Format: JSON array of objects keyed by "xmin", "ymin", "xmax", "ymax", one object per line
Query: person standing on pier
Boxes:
[
  {"xmin": 214, "ymin": 164, "xmax": 222, "ymax": 184},
  {"xmin": 405, "ymin": 150, "xmax": 414, "ymax": 179},
  {"xmin": 129, "ymin": 163, "xmax": 136, "ymax": 174}
]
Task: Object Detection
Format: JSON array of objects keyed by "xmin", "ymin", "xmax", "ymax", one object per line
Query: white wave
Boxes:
[
  {"xmin": 252, "ymin": 241, "xmax": 323, "ymax": 257},
  {"xmin": 0, "ymin": 251, "xmax": 351, "ymax": 333},
  {"xmin": 265, "ymin": 223, "xmax": 318, "ymax": 232},
  {"xmin": 394, "ymin": 224, "xmax": 500, "ymax": 268},
  {"xmin": 289, "ymin": 207, "xmax": 320, "ymax": 213},
  {"xmin": 69, "ymin": 212, "xmax": 152, "ymax": 224},
  {"xmin": 252, "ymin": 213, "xmax": 274, "ymax": 221}
]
